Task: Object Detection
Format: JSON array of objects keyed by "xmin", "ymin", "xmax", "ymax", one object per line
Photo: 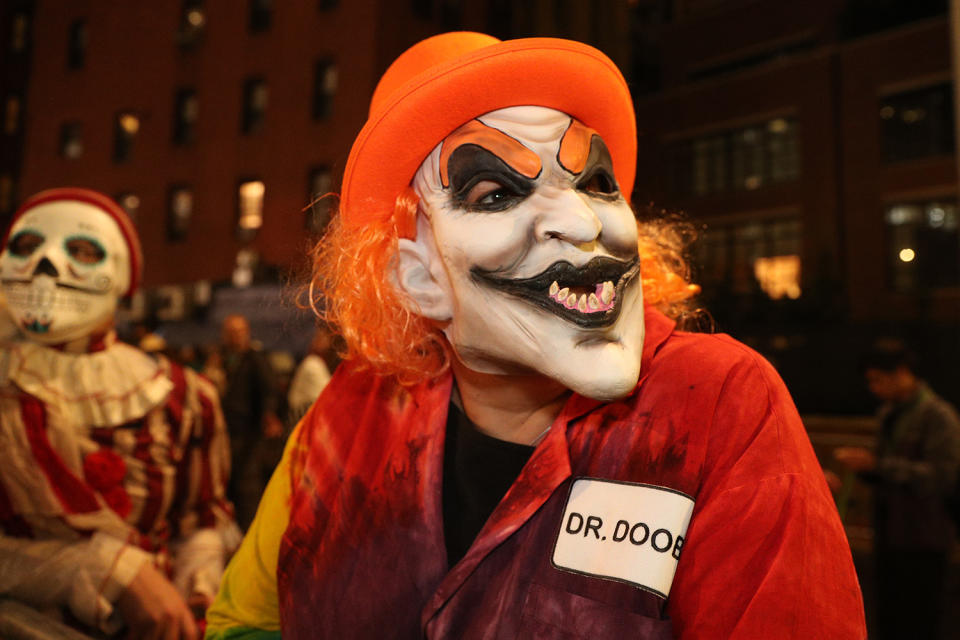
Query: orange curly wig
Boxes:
[{"xmin": 308, "ymin": 192, "xmax": 701, "ymax": 385}]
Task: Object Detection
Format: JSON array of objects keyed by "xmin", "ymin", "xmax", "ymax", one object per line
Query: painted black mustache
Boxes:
[{"xmin": 471, "ymin": 255, "xmax": 640, "ymax": 328}]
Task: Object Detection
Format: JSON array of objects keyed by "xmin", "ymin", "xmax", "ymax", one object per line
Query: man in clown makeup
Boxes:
[
  {"xmin": 0, "ymin": 189, "xmax": 238, "ymax": 639},
  {"xmin": 206, "ymin": 33, "xmax": 866, "ymax": 639}
]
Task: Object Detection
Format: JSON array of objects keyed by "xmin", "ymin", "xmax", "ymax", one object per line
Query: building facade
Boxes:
[
  {"xmin": 630, "ymin": 0, "xmax": 957, "ymax": 411},
  {"xmin": 4, "ymin": 0, "xmax": 957, "ymax": 410}
]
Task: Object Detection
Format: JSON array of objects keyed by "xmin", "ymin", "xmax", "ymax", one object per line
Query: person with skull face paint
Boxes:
[
  {"xmin": 0, "ymin": 189, "xmax": 239, "ymax": 639},
  {"xmin": 205, "ymin": 33, "xmax": 865, "ymax": 639}
]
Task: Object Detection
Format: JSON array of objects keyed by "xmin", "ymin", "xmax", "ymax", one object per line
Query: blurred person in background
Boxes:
[
  {"xmin": 835, "ymin": 338, "xmax": 960, "ymax": 640},
  {"xmin": 219, "ymin": 314, "xmax": 282, "ymax": 530},
  {"xmin": 286, "ymin": 325, "xmax": 335, "ymax": 425},
  {"xmin": 206, "ymin": 33, "xmax": 864, "ymax": 639},
  {"xmin": 0, "ymin": 189, "xmax": 238, "ymax": 640}
]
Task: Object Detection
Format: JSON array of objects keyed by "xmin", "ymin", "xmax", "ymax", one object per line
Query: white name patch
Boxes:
[{"xmin": 551, "ymin": 477, "xmax": 695, "ymax": 598}]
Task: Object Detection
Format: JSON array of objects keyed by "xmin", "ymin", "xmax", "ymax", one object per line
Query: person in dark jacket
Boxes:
[
  {"xmin": 835, "ymin": 338, "xmax": 960, "ymax": 640},
  {"xmin": 219, "ymin": 314, "xmax": 282, "ymax": 530}
]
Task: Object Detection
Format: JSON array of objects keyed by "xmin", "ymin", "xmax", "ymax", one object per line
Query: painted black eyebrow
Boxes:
[
  {"xmin": 446, "ymin": 144, "xmax": 538, "ymax": 205},
  {"xmin": 572, "ymin": 135, "xmax": 619, "ymax": 193}
]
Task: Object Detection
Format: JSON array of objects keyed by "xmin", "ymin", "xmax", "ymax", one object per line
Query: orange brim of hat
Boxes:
[{"xmin": 340, "ymin": 33, "xmax": 637, "ymax": 230}]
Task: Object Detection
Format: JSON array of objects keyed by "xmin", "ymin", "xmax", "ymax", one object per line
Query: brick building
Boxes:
[
  {"xmin": 630, "ymin": 0, "xmax": 958, "ymax": 412},
  {"xmin": 1, "ymin": 0, "xmax": 956, "ymax": 409}
]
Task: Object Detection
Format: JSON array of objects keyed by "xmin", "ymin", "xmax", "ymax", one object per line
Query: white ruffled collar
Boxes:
[{"xmin": 0, "ymin": 338, "xmax": 173, "ymax": 427}]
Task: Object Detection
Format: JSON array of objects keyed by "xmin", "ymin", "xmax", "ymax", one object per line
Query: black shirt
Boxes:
[{"xmin": 442, "ymin": 402, "xmax": 535, "ymax": 567}]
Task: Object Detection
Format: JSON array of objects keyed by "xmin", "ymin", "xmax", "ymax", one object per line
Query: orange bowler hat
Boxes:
[{"xmin": 339, "ymin": 32, "xmax": 637, "ymax": 229}]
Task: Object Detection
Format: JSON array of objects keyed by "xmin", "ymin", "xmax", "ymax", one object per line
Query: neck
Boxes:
[
  {"xmin": 50, "ymin": 321, "xmax": 117, "ymax": 354},
  {"xmin": 450, "ymin": 357, "xmax": 570, "ymax": 445},
  {"xmin": 895, "ymin": 379, "xmax": 921, "ymax": 404}
]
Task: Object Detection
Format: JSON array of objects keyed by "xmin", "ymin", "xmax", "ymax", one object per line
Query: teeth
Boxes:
[
  {"xmin": 549, "ymin": 280, "xmax": 616, "ymax": 312},
  {"xmin": 600, "ymin": 281, "xmax": 614, "ymax": 305}
]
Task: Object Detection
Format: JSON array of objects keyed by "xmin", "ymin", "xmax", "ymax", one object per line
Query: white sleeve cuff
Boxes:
[{"xmin": 67, "ymin": 532, "xmax": 152, "ymax": 634}]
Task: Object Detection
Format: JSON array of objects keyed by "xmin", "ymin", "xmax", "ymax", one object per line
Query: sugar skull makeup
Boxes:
[
  {"xmin": 398, "ymin": 106, "xmax": 645, "ymax": 400},
  {"xmin": 0, "ymin": 199, "xmax": 131, "ymax": 344}
]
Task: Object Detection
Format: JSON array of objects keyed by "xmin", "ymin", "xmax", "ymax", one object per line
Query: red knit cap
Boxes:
[
  {"xmin": 3, "ymin": 188, "xmax": 143, "ymax": 298},
  {"xmin": 340, "ymin": 32, "xmax": 637, "ymax": 229}
]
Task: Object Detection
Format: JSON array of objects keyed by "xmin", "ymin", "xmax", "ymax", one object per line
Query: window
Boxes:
[
  {"xmin": 249, "ymin": 0, "xmax": 272, "ymax": 32},
  {"xmin": 885, "ymin": 199, "xmax": 959, "ymax": 291},
  {"xmin": 173, "ymin": 88, "xmax": 198, "ymax": 145},
  {"xmin": 167, "ymin": 185, "xmax": 194, "ymax": 241},
  {"xmin": 177, "ymin": 0, "xmax": 206, "ymax": 48},
  {"xmin": 237, "ymin": 180, "xmax": 265, "ymax": 241},
  {"xmin": 767, "ymin": 118, "xmax": 800, "ymax": 182},
  {"xmin": 113, "ymin": 112, "xmax": 139, "ymax": 163},
  {"xmin": 116, "ymin": 192, "xmax": 141, "ymax": 223},
  {"xmin": 880, "ymin": 83, "xmax": 955, "ymax": 163},
  {"xmin": 318, "ymin": 0, "xmax": 339, "ymax": 9},
  {"xmin": 242, "ymin": 77, "xmax": 268, "ymax": 133},
  {"xmin": 10, "ymin": 12, "xmax": 29, "ymax": 53},
  {"xmin": 697, "ymin": 216, "xmax": 803, "ymax": 299},
  {"xmin": 60, "ymin": 122, "xmax": 83, "ymax": 159},
  {"xmin": 0, "ymin": 174, "xmax": 14, "ymax": 215},
  {"xmin": 307, "ymin": 167, "xmax": 334, "ymax": 233},
  {"xmin": 67, "ymin": 19, "xmax": 87, "ymax": 69},
  {"xmin": 4, "ymin": 95, "xmax": 21, "ymax": 135},
  {"xmin": 312, "ymin": 60, "xmax": 337, "ymax": 120},
  {"xmin": 668, "ymin": 116, "xmax": 800, "ymax": 197}
]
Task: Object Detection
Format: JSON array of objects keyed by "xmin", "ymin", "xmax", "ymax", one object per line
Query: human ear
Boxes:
[{"xmin": 392, "ymin": 232, "xmax": 453, "ymax": 322}]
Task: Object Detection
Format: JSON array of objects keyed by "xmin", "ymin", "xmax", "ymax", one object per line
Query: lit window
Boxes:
[
  {"xmin": 237, "ymin": 179, "xmax": 265, "ymax": 240},
  {"xmin": 753, "ymin": 255, "xmax": 802, "ymax": 300},
  {"xmin": 232, "ymin": 248, "xmax": 258, "ymax": 288},
  {"xmin": 178, "ymin": 0, "xmax": 206, "ymax": 48},
  {"xmin": 312, "ymin": 60, "xmax": 337, "ymax": 120},
  {"xmin": 885, "ymin": 199, "xmax": 958, "ymax": 291},
  {"xmin": 60, "ymin": 122, "xmax": 83, "ymax": 159},
  {"xmin": 880, "ymin": 84, "xmax": 955, "ymax": 163},
  {"xmin": 4, "ymin": 95, "xmax": 20, "ymax": 135},
  {"xmin": 249, "ymin": 0, "xmax": 272, "ymax": 32},
  {"xmin": 731, "ymin": 127, "xmax": 762, "ymax": 191},
  {"xmin": 67, "ymin": 19, "xmax": 87, "ymax": 70},
  {"xmin": 697, "ymin": 216, "xmax": 803, "ymax": 299},
  {"xmin": 307, "ymin": 167, "xmax": 335, "ymax": 233},
  {"xmin": 116, "ymin": 192, "xmax": 141, "ymax": 222},
  {"xmin": 242, "ymin": 77, "xmax": 268, "ymax": 133},
  {"xmin": 173, "ymin": 88, "xmax": 198, "ymax": 144},
  {"xmin": 113, "ymin": 112, "xmax": 139, "ymax": 163},
  {"xmin": 766, "ymin": 118, "xmax": 799, "ymax": 183},
  {"xmin": 167, "ymin": 185, "xmax": 194, "ymax": 242},
  {"xmin": 10, "ymin": 12, "xmax": 28, "ymax": 53},
  {"xmin": 669, "ymin": 116, "xmax": 800, "ymax": 197}
]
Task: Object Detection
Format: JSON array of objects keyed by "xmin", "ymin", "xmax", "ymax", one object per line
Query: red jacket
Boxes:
[{"xmin": 278, "ymin": 309, "xmax": 866, "ymax": 639}]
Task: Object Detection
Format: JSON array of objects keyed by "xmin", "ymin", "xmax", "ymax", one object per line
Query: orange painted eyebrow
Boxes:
[
  {"xmin": 558, "ymin": 119, "xmax": 598, "ymax": 175},
  {"xmin": 439, "ymin": 120, "xmax": 542, "ymax": 188}
]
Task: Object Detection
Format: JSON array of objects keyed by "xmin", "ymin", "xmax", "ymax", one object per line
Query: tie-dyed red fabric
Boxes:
[{"xmin": 278, "ymin": 309, "xmax": 866, "ymax": 639}]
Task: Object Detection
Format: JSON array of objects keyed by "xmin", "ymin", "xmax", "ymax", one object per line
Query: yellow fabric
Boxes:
[{"xmin": 205, "ymin": 422, "xmax": 302, "ymax": 635}]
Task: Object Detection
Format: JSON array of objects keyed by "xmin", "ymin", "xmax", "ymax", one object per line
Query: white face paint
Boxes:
[
  {"xmin": 403, "ymin": 106, "xmax": 645, "ymax": 400},
  {"xmin": 0, "ymin": 200, "xmax": 130, "ymax": 344}
]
